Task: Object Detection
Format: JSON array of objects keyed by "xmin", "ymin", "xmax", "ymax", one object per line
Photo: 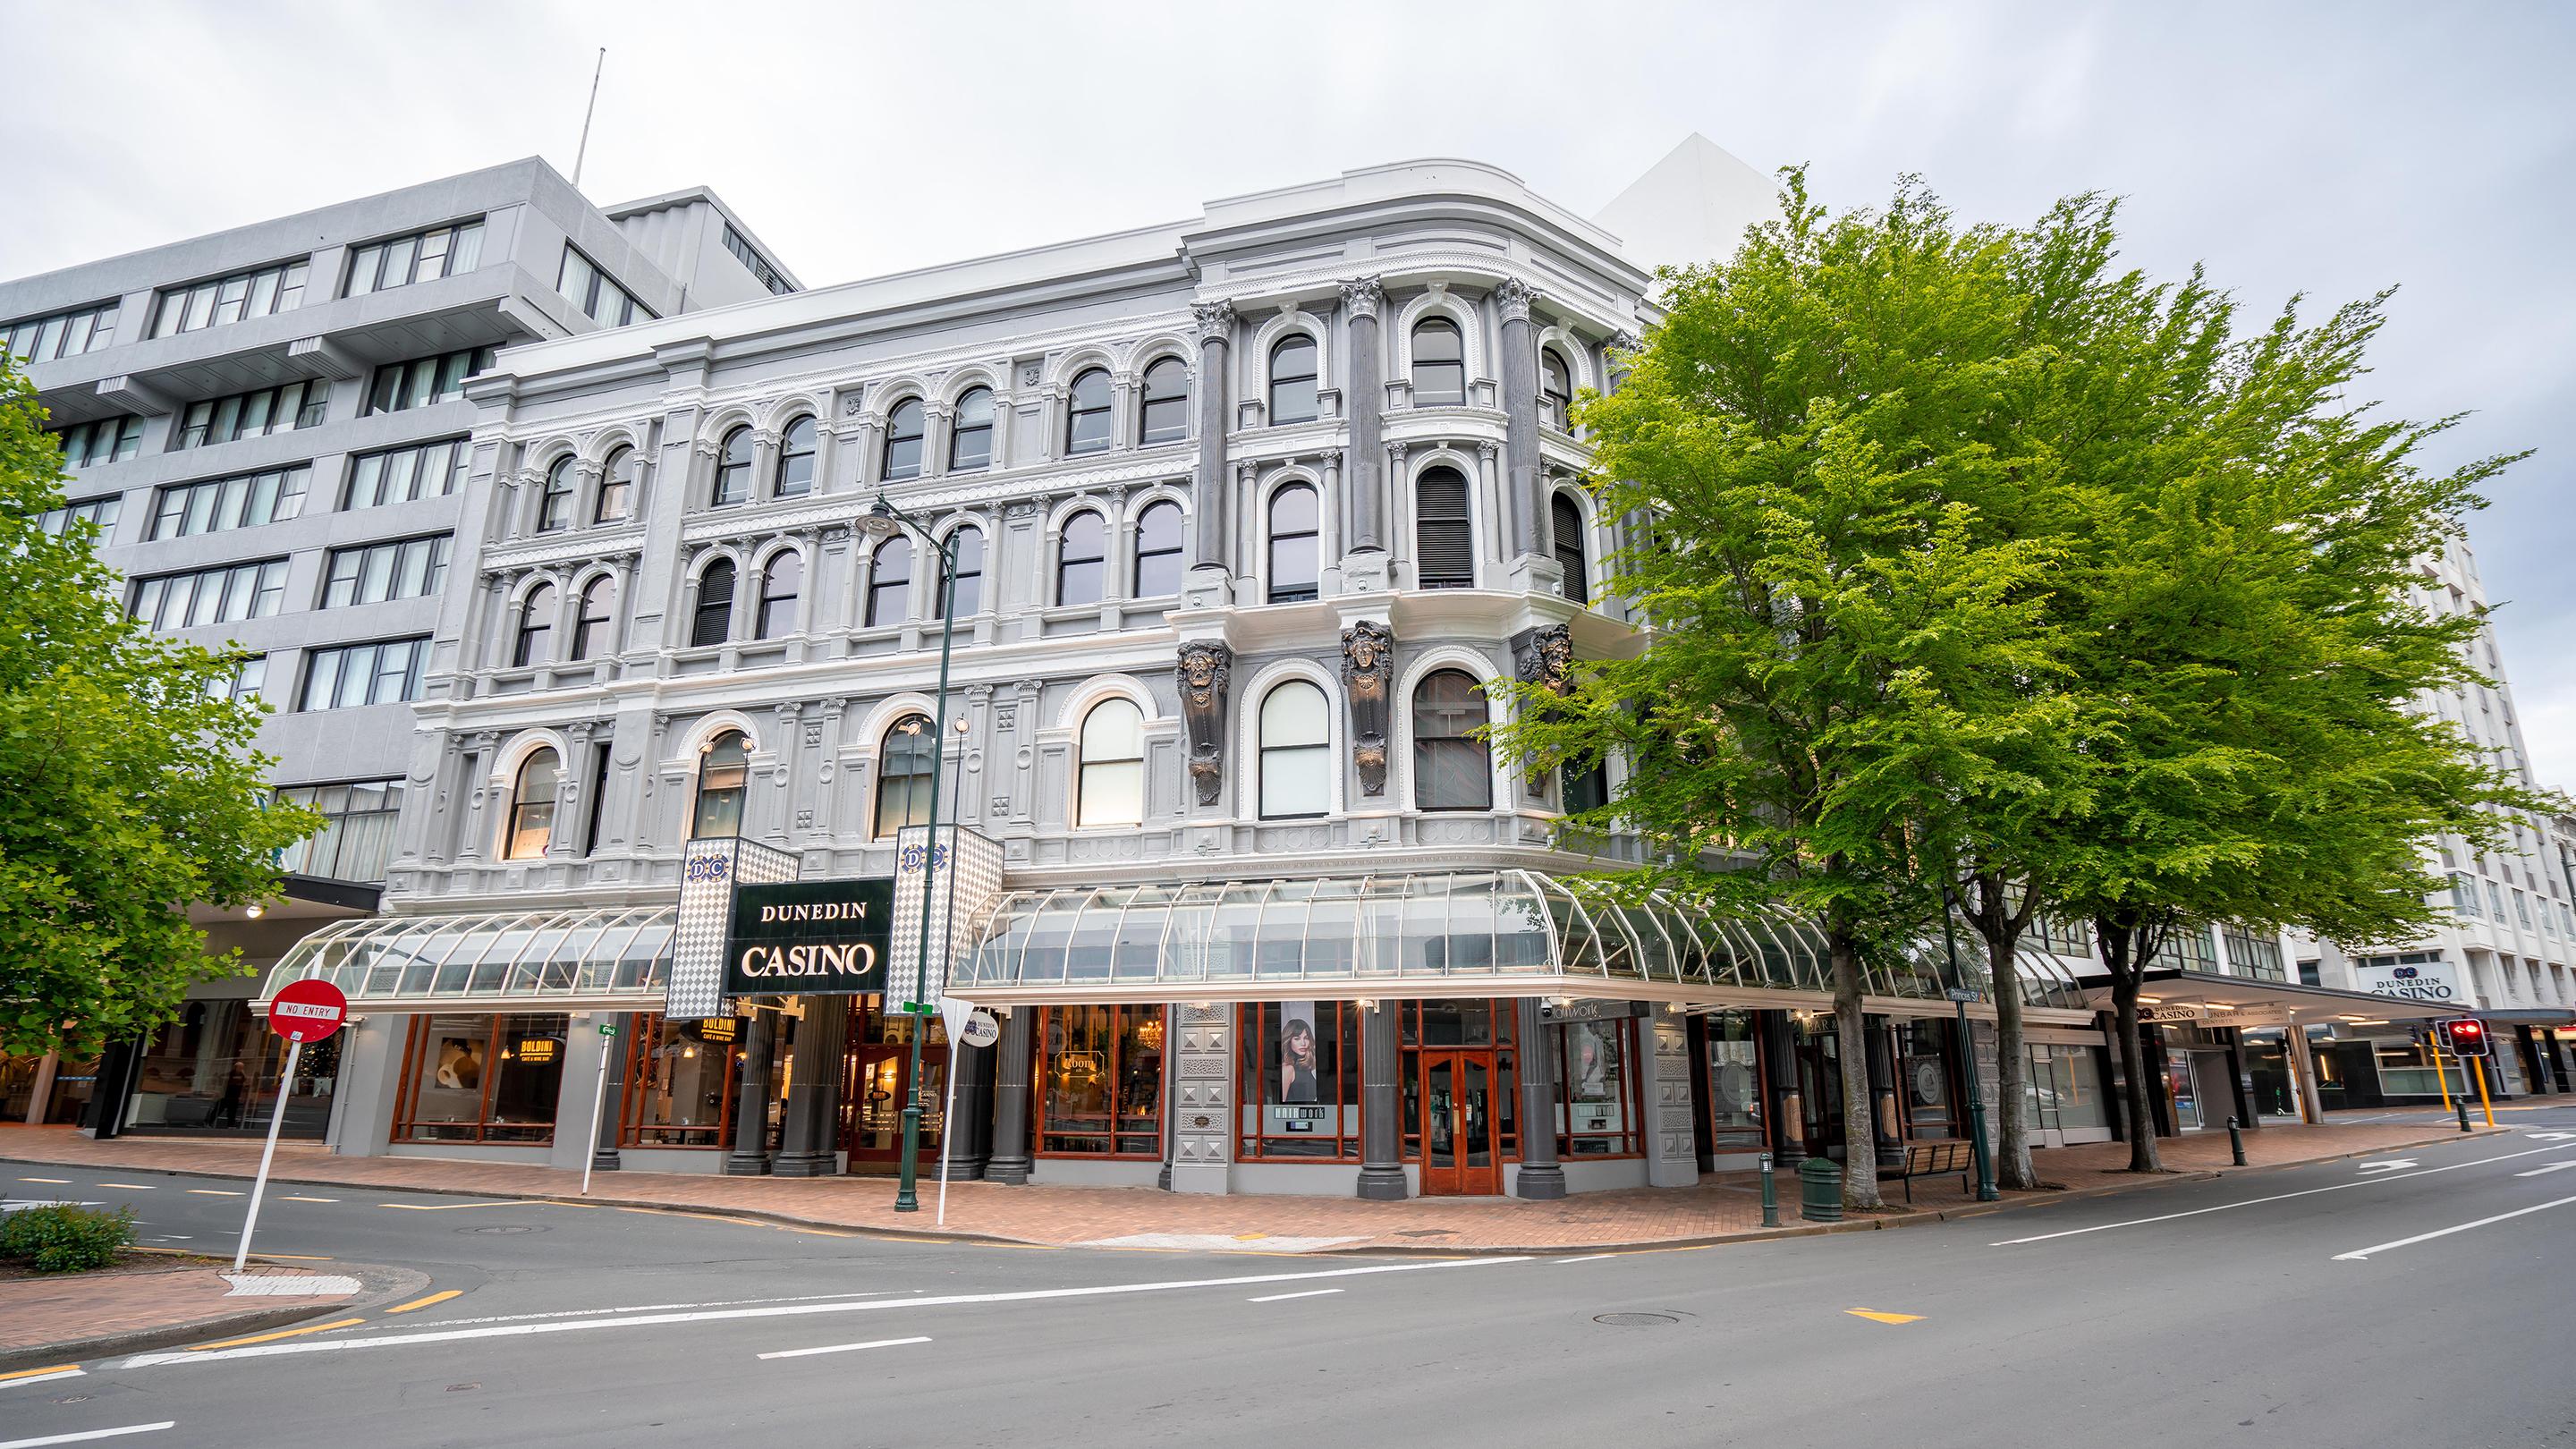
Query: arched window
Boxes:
[
  {"xmin": 712, "ymin": 425, "xmax": 753, "ymax": 505},
  {"xmin": 595, "ymin": 446, "xmax": 635, "ymax": 523},
  {"xmin": 538, "ymin": 456, "xmax": 575, "ymax": 532},
  {"xmin": 1412, "ymin": 670, "xmax": 1491, "ymax": 811},
  {"xmin": 1551, "ymin": 493, "xmax": 1588, "ymax": 605},
  {"xmin": 1411, "ymin": 317, "xmax": 1464, "ymax": 406},
  {"xmin": 949, "ymin": 387, "xmax": 995, "ymax": 470},
  {"xmin": 691, "ymin": 557, "xmax": 735, "ymax": 648},
  {"xmin": 774, "ymin": 416, "xmax": 817, "ymax": 496},
  {"xmin": 1258, "ymin": 681, "xmax": 1330, "ymax": 819},
  {"xmin": 756, "ymin": 549, "xmax": 802, "ymax": 639},
  {"xmin": 1058, "ymin": 510, "xmax": 1106, "ymax": 606},
  {"xmin": 691, "ymin": 732, "xmax": 749, "ymax": 838},
  {"xmin": 505, "ymin": 748, "xmax": 560, "ymax": 860},
  {"xmin": 1539, "ymin": 348, "xmax": 1572, "ymax": 430},
  {"xmin": 1267, "ymin": 484, "xmax": 1318, "ymax": 605},
  {"xmin": 572, "ymin": 576, "xmax": 614, "ymax": 661},
  {"xmin": 866, "ymin": 536, "xmax": 911, "ymax": 627},
  {"xmin": 1064, "ymin": 369, "xmax": 1113, "ymax": 455},
  {"xmin": 1138, "ymin": 356, "xmax": 1188, "ymax": 445},
  {"xmin": 939, "ymin": 526, "xmax": 983, "ymax": 620},
  {"xmin": 1268, "ymin": 335, "xmax": 1318, "ymax": 425},
  {"xmin": 1562, "ymin": 756, "xmax": 1609, "ymax": 816},
  {"xmin": 513, "ymin": 583, "xmax": 555, "ymax": 667},
  {"xmin": 1077, "ymin": 697, "xmax": 1146, "ymax": 827},
  {"xmin": 875, "ymin": 714, "xmax": 936, "ymax": 838},
  {"xmin": 882, "ymin": 398, "xmax": 925, "ymax": 480},
  {"xmin": 1415, "ymin": 467, "xmax": 1474, "ymax": 589},
  {"xmin": 1132, "ymin": 500, "xmax": 1183, "ymax": 598}
]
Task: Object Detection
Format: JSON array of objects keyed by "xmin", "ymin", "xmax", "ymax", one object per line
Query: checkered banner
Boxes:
[
  {"xmin": 669, "ymin": 835, "xmax": 801, "ymax": 1020},
  {"xmin": 887, "ymin": 824, "xmax": 1004, "ymax": 1014}
]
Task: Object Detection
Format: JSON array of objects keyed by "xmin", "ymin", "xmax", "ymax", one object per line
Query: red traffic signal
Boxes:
[{"xmin": 2436, "ymin": 1018, "xmax": 2490, "ymax": 1058}]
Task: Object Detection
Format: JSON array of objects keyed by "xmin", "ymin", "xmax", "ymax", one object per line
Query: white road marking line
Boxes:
[
  {"xmin": 13, "ymin": 1177, "xmax": 71, "ymax": 1184},
  {"xmin": 95, "ymin": 1184, "xmax": 156, "ymax": 1191},
  {"xmin": 0, "ymin": 1369, "xmax": 85, "ymax": 1392},
  {"xmin": 122, "ymin": 1256, "xmax": 1532, "ymax": 1368},
  {"xmin": 757, "ymin": 1335, "xmax": 931, "ymax": 1360},
  {"xmin": 1553, "ymin": 1254, "xmax": 1617, "ymax": 1264},
  {"xmin": 2512, "ymin": 1161, "xmax": 2576, "ymax": 1178},
  {"xmin": 0, "ymin": 1202, "xmax": 102, "ymax": 1213},
  {"xmin": 279, "ymin": 1196, "xmax": 338, "ymax": 1204},
  {"xmin": 2333, "ymin": 1194, "xmax": 2576, "ymax": 1261},
  {"xmin": 1248, "ymin": 1288, "xmax": 1343, "ymax": 1302},
  {"xmin": 182, "ymin": 1190, "xmax": 242, "ymax": 1198},
  {"xmin": 374, "ymin": 1200, "xmax": 511, "ymax": 1211},
  {"xmin": 1992, "ymin": 1143, "xmax": 2571, "ymax": 1245},
  {"xmin": 223, "ymin": 1274, "xmax": 363, "ymax": 1297},
  {"xmin": 342, "ymin": 1289, "xmax": 924, "ymax": 1332},
  {"xmin": 0, "ymin": 1424, "xmax": 176, "ymax": 1447}
]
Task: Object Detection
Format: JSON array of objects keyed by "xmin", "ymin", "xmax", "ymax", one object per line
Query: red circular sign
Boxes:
[{"xmin": 267, "ymin": 979, "xmax": 349, "ymax": 1043}]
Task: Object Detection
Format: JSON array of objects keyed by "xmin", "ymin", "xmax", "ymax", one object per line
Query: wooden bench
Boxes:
[{"xmin": 1881, "ymin": 1139, "xmax": 1974, "ymax": 1203}]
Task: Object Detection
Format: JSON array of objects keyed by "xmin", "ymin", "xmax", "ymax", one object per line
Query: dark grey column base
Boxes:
[
  {"xmin": 769, "ymin": 1152, "xmax": 835, "ymax": 1178},
  {"xmin": 589, "ymin": 1148, "xmax": 622, "ymax": 1173},
  {"xmin": 948, "ymin": 1154, "xmax": 987, "ymax": 1182},
  {"xmin": 985, "ymin": 1156, "xmax": 1031, "ymax": 1185},
  {"xmin": 722, "ymin": 1152, "xmax": 772, "ymax": 1176},
  {"xmin": 1514, "ymin": 1165, "xmax": 1568, "ymax": 1200},
  {"xmin": 1355, "ymin": 1166, "xmax": 1408, "ymax": 1200}
]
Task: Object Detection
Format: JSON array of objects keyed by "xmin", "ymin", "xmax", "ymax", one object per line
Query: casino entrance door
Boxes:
[{"xmin": 839, "ymin": 996, "xmax": 948, "ymax": 1171}]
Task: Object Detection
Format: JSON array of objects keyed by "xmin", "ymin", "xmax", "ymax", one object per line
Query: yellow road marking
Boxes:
[
  {"xmin": 280, "ymin": 1195, "xmax": 338, "ymax": 1203},
  {"xmin": 0, "ymin": 1363, "xmax": 80, "ymax": 1383},
  {"xmin": 191, "ymin": 1317, "xmax": 365, "ymax": 1351},
  {"xmin": 1846, "ymin": 1309, "xmax": 1924, "ymax": 1325},
  {"xmin": 385, "ymin": 1289, "xmax": 462, "ymax": 1314},
  {"xmin": 97, "ymin": 1182, "xmax": 158, "ymax": 1190}
]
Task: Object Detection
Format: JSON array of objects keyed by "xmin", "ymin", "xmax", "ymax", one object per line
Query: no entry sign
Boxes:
[{"xmin": 267, "ymin": 979, "xmax": 348, "ymax": 1043}]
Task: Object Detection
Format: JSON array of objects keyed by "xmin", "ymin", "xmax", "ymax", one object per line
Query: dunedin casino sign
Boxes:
[{"xmin": 723, "ymin": 878, "xmax": 895, "ymax": 996}]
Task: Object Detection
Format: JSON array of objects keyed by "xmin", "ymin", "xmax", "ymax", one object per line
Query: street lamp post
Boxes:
[
  {"xmin": 1939, "ymin": 885, "xmax": 2002, "ymax": 1202},
  {"xmin": 860, "ymin": 494, "xmax": 962, "ymax": 1214}
]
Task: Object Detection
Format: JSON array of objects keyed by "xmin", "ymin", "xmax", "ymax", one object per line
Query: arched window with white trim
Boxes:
[
  {"xmin": 774, "ymin": 416, "xmax": 817, "ymax": 497},
  {"xmin": 513, "ymin": 583, "xmax": 555, "ymax": 667},
  {"xmin": 712, "ymin": 426, "xmax": 753, "ymax": 505},
  {"xmin": 506, "ymin": 748, "xmax": 560, "ymax": 860},
  {"xmin": 1412, "ymin": 317, "xmax": 1464, "ymax": 406},
  {"xmin": 875, "ymin": 714, "xmax": 936, "ymax": 839},
  {"xmin": 1138, "ymin": 356, "xmax": 1188, "ymax": 445},
  {"xmin": 1415, "ymin": 468, "xmax": 1474, "ymax": 589},
  {"xmin": 595, "ymin": 446, "xmax": 635, "ymax": 523},
  {"xmin": 1551, "ymin": 493, "xmax": 1588, "ymax": 605},
  {"xmin": 572, "ymin": 576, "xmax": 614, "ymax": 661},
  {"xmin": 866, "ymin": 537, "xmax": 911, "ymax": 628},
  {"xmin": 1077, "ymin": 697, "xmax": 1145, "ymax": 826},
  {"xmin": 1132, "ymin": 501, "xmax": 1183, "ymax": 598},
  {"xmin": 1267, "ymin": 484, "xmax": 1318, "ymax": 605},
  {"xmin": 1269, "ymin": 335, "xmax": 1318, "ymax": 424},
  {"xmin": 1539, "ymin": 348, "xmax": 1572, "ymax": 430},
  {"xmin": 756, "ymin": 550, "xmax": 801, "ymax": 639},
  {"xmin": 1258, "ymin": 681, "xmax": 1330, "ymax": 819},
  {"xmin": 538, "ymin": 456, "xmax": 575, "ymax": 532},
  {"xmin": 939, "ymin": 526, "xmax": 983, "ymax": 620},
  {"xmin": 882, "ymin": 399, "xmax": 925, "ymax": 480},
  {"xmin": 1058, "ymin": 510, "xmax": 1106, "ymax": 606},
  {"xmin": 1412, "ymin": 670, "xmax": 1491, "ymax": 811},
  {"xmin": 1065, "ymin": 369, "xmax": 1112, "ymax": 455},
  {"xmin": 691, "ymin": 558, "xmax": 735, "ymax": 648},
  {"xmin": 949, "ymin": 387, "xmax": 995, "ymax": 471},
  {"xmin": 691, "ymin": 732, "xmax": 750, "ymax": 838}
]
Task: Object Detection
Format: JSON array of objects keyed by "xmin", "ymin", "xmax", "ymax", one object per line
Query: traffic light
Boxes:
[{"xmin": 2436, "ymin": 1018, "xmax": 2490, "ymax": 1057}]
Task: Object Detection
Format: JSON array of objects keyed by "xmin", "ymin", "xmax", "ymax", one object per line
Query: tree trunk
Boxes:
[
  {"xmin": 1827, "ymin": 928, "xmax": 1885, "ymax": 1210},
  {"xmin": 2098, "ymin": 916, "xmax": 2164, "ymax": 1174},
  {"xmin": 1986, "ymin": 930, "xmax": 2041, "ymax": 1191}
]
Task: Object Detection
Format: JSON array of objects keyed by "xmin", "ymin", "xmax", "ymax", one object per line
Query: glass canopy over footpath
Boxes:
[{"xmin": 258, "ymin": 873, "xmax": 2094, "ymax": 1020}]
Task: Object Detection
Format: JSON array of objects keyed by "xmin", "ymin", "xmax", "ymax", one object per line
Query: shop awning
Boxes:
[
  {"xmin": 2074, "ymin": 968, "xmax": 2459, "ymax": 1028},
  {"xmin": 258, "ymin": 907, "xmax": 675, "ymax": 1013},
  {"xmin": 952, "ymin": 871, "xmax": 2092, "ymax": 1015}
]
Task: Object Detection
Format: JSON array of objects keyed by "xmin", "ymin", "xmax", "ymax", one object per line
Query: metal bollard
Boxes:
[
  {"xmin": 2225, "ymin": 1116, "xmax": 2247, "ymax": 1167},
  {"xmin": 1758, "ymin": 1153, "xmax": 1779, "ymax": 1228},
  {"xmin": 2456, "ymin": 1097, "xmax": 2473, "ymax": 1133}
]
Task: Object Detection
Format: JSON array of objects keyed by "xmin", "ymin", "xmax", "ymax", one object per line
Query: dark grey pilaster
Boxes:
[
  {"xmin": 771, "ymin": 999, "xmax": 845, "ymax": 1177},
  {"xmin": 1356, "ymin": 1001, "xmax": 1407, "ymax": 1200},
  {"xmin": 1340, "ymin": 276, "xmax": 1385, "ymax": 553},
  {"xmin": 986, "ymin": 1007, "xmax": 1035, "ymax": 1184},
  {"xmin": 590, "ymin": 1013, "xmax": 626, "ymax": 1172},
  {"xmin": 1190, "ymin": 300, "xmax": 1235, "ymax": 572},
  {"xmin": 1513, "ymin": 998, "xmax": 1566, "ymax": 1199},
  {"xmin": 724, "ymin": 1007, "xmax": 775, "ymax": 1175},
  {"xmin": 1495, "ymin": 277, "xmax": 1543, "ymax": 561}
]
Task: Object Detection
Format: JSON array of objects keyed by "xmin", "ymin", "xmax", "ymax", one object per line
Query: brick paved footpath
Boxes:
[
  {"xmin": 2, "ymin": 1114, "xmax": 2499, "ymax": 1257},
  {"xmin": 0, "ymin": 1261, "xmax": 355, "ymax": 1360}
]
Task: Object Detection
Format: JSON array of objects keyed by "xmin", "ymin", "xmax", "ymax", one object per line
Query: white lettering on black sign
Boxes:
[{"xmin": 735, "ymin": 943, "xmax": 880, "ymax": 979}]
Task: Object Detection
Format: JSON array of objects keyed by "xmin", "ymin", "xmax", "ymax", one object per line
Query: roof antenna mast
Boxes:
[{"xmin": 572, "ymin": 47, "xmax": 606, "ymax": 190}]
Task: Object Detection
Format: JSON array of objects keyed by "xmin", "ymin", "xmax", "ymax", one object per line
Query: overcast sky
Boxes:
[{"xmin": 7, "ymin": 1, "xmax": 2570, "ymax": 782}]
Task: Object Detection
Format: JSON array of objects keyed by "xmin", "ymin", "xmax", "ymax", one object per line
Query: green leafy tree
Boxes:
[
  {"xmin": 0, "ymin": 357, "xmax": 318, "ymax": 1059},
  {"xmin": 1502, "ymin": 176, "xmax": 2073, "ymax": 1210}
]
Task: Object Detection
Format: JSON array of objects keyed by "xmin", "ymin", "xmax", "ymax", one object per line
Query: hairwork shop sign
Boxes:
[{"xmin": 724, "ymin": 878, "xmax": 894, "ymax": 995}]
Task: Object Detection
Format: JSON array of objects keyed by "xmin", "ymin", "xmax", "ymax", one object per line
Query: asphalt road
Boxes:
[{"xmin": 8, "ymin": 1109, "xmax": 2576, "ymax": 1449}]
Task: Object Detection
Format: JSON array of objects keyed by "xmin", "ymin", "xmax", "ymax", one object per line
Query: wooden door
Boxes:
[{"xmin": 1419, "ymin": 1049, "xmax": 1501, "ymax": 1196}]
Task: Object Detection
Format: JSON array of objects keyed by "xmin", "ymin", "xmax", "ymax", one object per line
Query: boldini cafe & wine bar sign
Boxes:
[{"xmin": 724, "ymin": 878, "xmax": 895, "ymax": 996}]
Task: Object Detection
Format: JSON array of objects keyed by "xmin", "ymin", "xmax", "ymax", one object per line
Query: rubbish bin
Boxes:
[{"xmin": 1799, "ymin": 1157, "xmax": 1843, "ymax": 1223}]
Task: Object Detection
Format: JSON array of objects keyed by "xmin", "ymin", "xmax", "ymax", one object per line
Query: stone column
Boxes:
[
  {"xmin": 1188, "ymin": 301, "xmax": 1234, "ymax": 579},
  {"xmin": 772, "ymin": 998, "xmax": 846, "ymax": 1177},
  {"xmin": 986, "ymin": 1007, "xmax": 1036, "ymax": 1184},
  {"xmin": 1356, "ymin": 1001, "xmax": 1407, "ymax": 1200},
  {"xmin": 1494, "ymin": 277, "xmax": 1545, "ymax": 564},
  {"xmin": 2225, "ymin": 1027, "xmax": 2259, "ymax": 1131},
  {"xmin": 948, "ymin": 1042, "xmax": 989, "ymax": 1181},
  {"xmin": 1339, "ymin": 276, "xmax": 1386, "ymax": 556},
  {"xmin": 1513, "ymin": 998, "xmax": 1566, "ymax": 1199},
  {"xmin": 724, "ymin": 1007, "xmax": 775, "ymax": 1174},
  {"xmin": 590, "ymin": 1013, "xmax": 627, "ymax": 1173}
]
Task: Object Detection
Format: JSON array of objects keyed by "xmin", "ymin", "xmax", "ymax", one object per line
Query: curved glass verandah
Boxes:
[{"xmin": 258, "ymin": 906, "xmax": 674, "ymax": 1011}]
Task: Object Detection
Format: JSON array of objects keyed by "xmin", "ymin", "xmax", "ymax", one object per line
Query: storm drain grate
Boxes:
[{"xmin": 1594, "ymin": 1311, "xmax": 1681, "ymax": 1326}]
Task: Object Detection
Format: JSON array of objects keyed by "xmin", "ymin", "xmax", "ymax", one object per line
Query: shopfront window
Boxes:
[
  {"xmin": 125, "ymin": 1000, "xmax": 339, "ymax": 1139},
  {"xmin": 1552, "ymin": 1012, "xmax": 1641, "ymax": 1157},
  {"xmin": 1700, "ymin": 1011, "xmax": 1766, "ymax": 1154},
  {"xmin": 1237, "ymin": 1000, "xmax": 1360, "ymax": 1160},
  {"xmin": 2373, "ymin": 1037, "xmax": 2466, "ymax": 1098},
  {"xmin": 1897, "ymin": 1018, "xmax": 1956, "ymax": 1140},
  {"xmin": 394, "ymin": 1013, "xmax": 568, "ymax": 1143},
  {"xmin": 620, "ymin": 1013, "xmax": 741, "ymax": 1148},
  {"xmin": 1036, "ymin": 1004, "xmax": 1165, "ymax": 1157}
]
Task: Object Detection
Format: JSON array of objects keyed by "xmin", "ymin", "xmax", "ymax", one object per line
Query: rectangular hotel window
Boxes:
[
  {"xmin": 724, "ymin": 224, "xmax": 794, "ymax": 295},
  {"xmin": 393, "ymin": 1013, "xmax": 568, "ymax": 1143},
  {"xmin": 365, "ymin": 347, "xmax": 497, "ymax": 415},
  {"xmin": 129, "ymin": 558, "xmax": 289, "ymax": 631},
  {"xmin": 619, "ymin": 1013, "xmax": 742, "ymax": 1148},
  {"xmin": 2220, "ymin": 927, "xmax": 2285, "ymax": 982},
  {"xmin": 1553, "ymin": 1013, "xmax": 1643, "ymax": 1157},
  {"xmin": 1237, "ymin": 1001, "xmax": 1361, "ymax": 1161},
  {"xmin": 273, "ymin": 778, "xmax": 405, "ymax": 882},
  {"xmin": 1036, "ymin": 1004, "xmax": 1165, "ymax": 1157},
  {"xmin": 53, "ymin": 416, "xmax": 145, "ymax": 467},
  {"xmin": 558, "ymin": 246, "xmax": 657, "ymax": 328},
  {"xmin": 4, "ymin": 299, "xmax": 119, "ymax": 363},
  {"xmin": 35, "ymin": 494, "xmax": 121, "ymax": 539},
  {"xmin": 345, "ymin": 436, "xmax": 471, "ymax": 509},
  {"xmin": 150, "ymin": 464, "xmax": 311, "ymax": 539},
  {"xmin": 174, "ymin": 380, "xmax": 330, "ymax": 450},
  {"xmin": 296, "ymin": 637, "xmax": 429, "ymax": 711},
  {"xmin": 205, "ymin": 654, "xmax": 267, "ymax": 705},
  {"xmin": 322, "ymin": 534, "xmax": 451, "ymax": 607},
  {"xmin": 345, "ymin": 219, "xmax": 484, "ymax": 297},
  {"xmin": 150, "ymin": 258, "xmax": 309, "ymax": 338}
]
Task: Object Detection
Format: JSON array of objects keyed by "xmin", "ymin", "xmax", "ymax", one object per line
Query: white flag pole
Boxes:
[
  {"xmin": 233, "ymin": 1036, "xmax": 302, "ymax": 1273},
  {"xmin": 935, "ymin": 1054, "xmax": 962, "ymax": 1226},
  {"xmin": 580, "ymin": 1021, "xmax": 614, "ymax": 1197}
]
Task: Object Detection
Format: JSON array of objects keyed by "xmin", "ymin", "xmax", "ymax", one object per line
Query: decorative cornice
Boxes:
[{"xmin": 484, "ymin": 524, "xmax": 650, "ymax": 572}]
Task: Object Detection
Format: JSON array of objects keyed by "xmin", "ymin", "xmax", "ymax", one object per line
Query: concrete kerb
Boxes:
[
  {"xmin": 0, "ymin": 1124, "xmax": 2513, "ymax": 1261},
  {"xmin": 0, "ymin": 1258, "xmax": 431, "ymax": 1374}
]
